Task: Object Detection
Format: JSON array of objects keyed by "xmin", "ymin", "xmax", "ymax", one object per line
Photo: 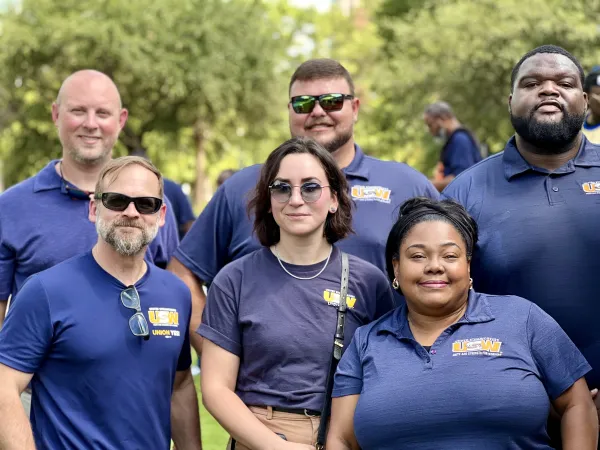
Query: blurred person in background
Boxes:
[
  {"xmin": 583, "ymin": 69, "xmax": 600, "ymax": 144},
  {"xmin": 327, "ymin": 198, "xmax": 597, "ymax": 450},
  {"xmin": 200, "ymin": 138, "xmax": 394, "ymax": 449},
  {"xmin": 0, "ymin": 70, "xmax": 178, "ymax": 416},
  {"xmin": 216, "ymin": 169, "xmax": 237, "ymax": 188},
  {"xmin": 0, "ymin": 157, "xmax": 200, "ymax": 450},
  {"xmin": 169, "ymin": 58, "xmax": 438, "ymax": 355},
  {"xmin": 442, "ymin": 45, "xmax": 600, "ymax": 448},
  {"xmin": 424, "ymin": 101, "xmax": 482, "ymax": 192}
]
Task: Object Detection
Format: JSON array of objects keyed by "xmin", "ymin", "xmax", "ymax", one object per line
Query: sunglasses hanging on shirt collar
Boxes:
[{"xmin": 59, "ymin": 162, "xmax": 93, "ymax": 200}]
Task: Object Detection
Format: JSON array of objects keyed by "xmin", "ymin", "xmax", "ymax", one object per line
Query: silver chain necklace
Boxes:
[{"xmin": 273, "ymin": 245, "xmax": 333, "ymax": 280}]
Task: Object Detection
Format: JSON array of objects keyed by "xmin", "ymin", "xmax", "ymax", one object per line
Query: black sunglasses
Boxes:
[
  {"xmin": 269, "ymin": 181, "xmax": 329, "ymax": 203},
  {"xmin": 290, "ymin": 93, "xmax": 354, "ymax": 114},
  {"xmin": 95, "ymin": 192, "xmax": 163, "ymax": 215},
  {"xmin": 121, "ymin": 286, "xmax": 150, "ymax": 340},
  {"xmin": 59, "ymin": 163, "xmax": 93, "ymax": 200}
]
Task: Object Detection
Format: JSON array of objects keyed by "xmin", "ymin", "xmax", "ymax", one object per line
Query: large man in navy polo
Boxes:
[
  {"xmin": 169, "ymin": 59, "xmax": 437, "ymax": 352},
  {"xmin": 442, "ymin": 46, "xmax": 600, "ymax": 394}
]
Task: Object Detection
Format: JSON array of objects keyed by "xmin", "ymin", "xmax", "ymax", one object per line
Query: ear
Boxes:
[
  {"xmin": 89, "ymin": 199, "xmax": 98, "ymax": 223},
  {"xmin": 392, "ymin": 258, "xmax": 400, "ymax": 279},
  {"xmin": 52, "ymin": 103, "xmax": 60, "ymax": 126},
  {"xmin": 330, "ymin": 190, "xmax": 339, "ymax": 212},
  {"xmin": 508, "ymin": 94, "xmax": 513, "ymax": 114},
  {"xmin": 352, "ymin": 97, "xmax": 360, "ymax": 123},
  {"xmin": 157, "ymin": 203, "xmax": 167, "ymax": 228},
  {"xmin": 119, "ymin": 108, "xmax": 129, "ymax": 130}
]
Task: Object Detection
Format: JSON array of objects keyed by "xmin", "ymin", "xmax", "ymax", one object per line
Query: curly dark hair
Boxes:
[{"xmin": 248, "ymin": 137, "xmax": 354, "ymax": 246}]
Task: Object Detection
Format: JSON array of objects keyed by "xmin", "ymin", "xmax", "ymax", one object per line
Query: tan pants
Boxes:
[{"xmin": 227, "ymin": 406, "xmax": 320, "ymax": 450}]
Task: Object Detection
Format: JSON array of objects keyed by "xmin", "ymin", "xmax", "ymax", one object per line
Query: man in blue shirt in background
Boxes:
[
  {"xmin": 442, "ymin": 44, "xmax": 600, "ymax": 447},
  {"xmin": 424, "ymin": 101, "xmax": 482, "ymax": 191},
  {"xmin": 168, "ymin": 58, "xmax": 438, "ymax": 353}
]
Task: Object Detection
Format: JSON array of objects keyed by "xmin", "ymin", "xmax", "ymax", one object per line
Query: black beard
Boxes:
[
  {"xmin": 510, "ymin": 108, "xmax": 585, "ymax": 155},
  {"xmin": 321, "ymin": 129, "xmax": 353, "ymax": 153}
]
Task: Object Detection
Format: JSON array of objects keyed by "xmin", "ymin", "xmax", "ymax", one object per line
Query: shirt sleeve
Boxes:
[
  {"xmin": 173, "ymin": 186, "xmax": 196, "ymax": 225},
  {"xmin": 527, "ymin": 302, "xmax": 591, "ymax": 400},
  {"xmin": 0, "ymin": 276, "xmax": 53, "ymax": 373},
  {"xmin": 333, "ymin": 328, "xmax": 364, "ymax": 397},
  {"xmin": 0, "ymin": 220, "xmax": 15, "ymax": 300},
  {"xmin": 443, "ymin": 132, "xmax": 479, "ymax": 177},
  {"xmin": 197, "ymin": 275, "xmax": 241, "ymax": 356},
  {"xmin": 174, "ymin": 186, "xmax": 233, "ymax": 284},
  {"xmin": 147, "ymin": 197, "xmax": 180, "ymax": 269}
]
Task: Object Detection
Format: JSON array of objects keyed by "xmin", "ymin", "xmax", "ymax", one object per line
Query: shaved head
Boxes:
[
  {"xmin": 52, "ymin": 69, "xmax": 128, "ymax": 165},
  {"xmin": 56, "ymin": 70, "xmax": 122, "ymax": 108}
]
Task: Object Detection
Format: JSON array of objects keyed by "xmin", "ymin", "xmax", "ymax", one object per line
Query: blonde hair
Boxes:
[{"xmin": 95, "ymin": 156, "xmax": 164, "ymax": 199}]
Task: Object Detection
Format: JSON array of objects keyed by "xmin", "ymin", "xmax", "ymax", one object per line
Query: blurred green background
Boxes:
[{"xmin": 1, "ymin": 0, "xmax": 599, "ymax": 210}]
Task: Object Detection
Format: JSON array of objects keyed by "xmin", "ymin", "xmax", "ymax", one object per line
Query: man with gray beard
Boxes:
[
  {"xmin": 0, "ymin": 156, "xmax": 201, "ymax": 450},
  {"xmin": 442, "ymin": 45, "xmax": 600, "ymax": 447}
]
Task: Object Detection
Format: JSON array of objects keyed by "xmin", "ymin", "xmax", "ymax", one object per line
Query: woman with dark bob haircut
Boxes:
[
  {"xmin": 199, "ymin": 137, "xmax": 395, "ymax": 450},
  {"xmin": 328, "ymin": 197, "xmax": 597, "ymax": 450}
]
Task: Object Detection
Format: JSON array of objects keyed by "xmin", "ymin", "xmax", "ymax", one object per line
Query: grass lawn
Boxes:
[{"xmin": 191, "ymin": 354, "xmax": 229, "ymax": 450}]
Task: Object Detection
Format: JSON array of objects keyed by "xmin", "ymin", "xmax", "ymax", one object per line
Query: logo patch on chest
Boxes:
[
  {"xmin": 323, "ymin": 289, "xmax": 356, "ymax": 309},
  {"xmin": 581, "ymin": 181, "xmax": 600, "ymax": 194},
  {"xmin": 452, "ymin": 337, "xmax": 503, "ymax": 356},
  {"xmin": 351, "ymin": 185, "xmax": 392, "ymax": 203},
  {"xmin": 148, "ymin": 307, "xmax": 181, "ymax": 338}
]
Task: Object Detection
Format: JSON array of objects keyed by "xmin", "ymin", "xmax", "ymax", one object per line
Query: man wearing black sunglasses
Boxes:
[
  {"xmin": 0, "ymin": 156, "xmax": 201, "ymax": 449},
  {"xmin": 169, "ymin": 58, "xmax": 438, "ymax": 354}
]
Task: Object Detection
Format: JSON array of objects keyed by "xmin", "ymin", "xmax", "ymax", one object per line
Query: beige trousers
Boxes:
[{"xmin": 227, "ymin": 406, "xmax": 320, "ymax": 450}]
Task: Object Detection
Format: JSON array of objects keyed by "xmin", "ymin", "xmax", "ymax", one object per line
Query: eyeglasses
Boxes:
[
  {"xmin": 95, "ymin": 193, "xmax": 163, "ymax": 215},
  {"xmin": 269, "ymin": 182, "xmax": 330, "ymax": 203},
  {"xmin": 121, "ymin": 286, "xmax": 150, "ymax": 340},
  {"xmin": 290, "ymin": 93, "xmax": 354, "ymax": 114}
]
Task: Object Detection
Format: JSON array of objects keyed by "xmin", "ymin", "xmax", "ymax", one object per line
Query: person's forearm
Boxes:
[
  {"xmin": 0, "ymin": 301, "xmax": 8, "ymax": 329},
  {"xmin": 203, "ymin": 386, "xmax": 285, "ymax": 450},
  {"xmin": 171, "ymin": 372, "xmax": 202, "ymax": 450},
  {"xmin": 326, "ymin": 436, "xmax": 355, "ymax": 450},
  {"xmin": 561, "ymin": 403, "xmax": 599, "ymax": 450},
  {"xmin": 0, "ymin": 388, "xmax": 36, "ymax": 449}
]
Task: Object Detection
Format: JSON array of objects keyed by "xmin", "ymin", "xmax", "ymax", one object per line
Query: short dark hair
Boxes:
[
  {"xmin": 385, "ymin": 197, "xmax": 478, "ymax": 290},
  {"xmin": 584, "ymin": 70, "xmax": 600, "ymax": 93},
  {"xmin": 289, "ymin": 59, "xmax": 355, "ymax": 96},
  {"xmin": 510, "ymin": 45, "xmax": 585, "ymax": 92},
  {"xmin": 249, "ymin": 137, "xmax": 354, "ymax": 247}
]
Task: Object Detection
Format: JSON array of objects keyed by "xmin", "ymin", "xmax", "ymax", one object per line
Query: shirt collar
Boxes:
[
  {"xmin": 33, "ymin": 160, "xmax": 63, "ymax": 193},
  {"xmin": 342, "ymin": 144, "xmax": 369, "ymax": 181},
  {"xmin": 376, "ymin": 290, "xmax": 495, "ymax": 340},
  {"xmin": 503, "ymin": 135, "xmax": 600, "ymax": 180}
]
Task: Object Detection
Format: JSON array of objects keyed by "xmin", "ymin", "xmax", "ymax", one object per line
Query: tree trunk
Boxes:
[{"xmin": 193, "ymin": 120, "xmax": 211, "ymax": 210}]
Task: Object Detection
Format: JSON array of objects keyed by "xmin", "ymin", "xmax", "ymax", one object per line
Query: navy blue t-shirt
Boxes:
[
  {"xmin": 441, "ymin": 129, "xmax": 482, "ymax": 177},
  {"xmin": 199, "ymin": 246, "xmax": 395, "ymax": 411},
  {"xmin": 0, "ymin": 160, "xmax": 179, "ymax": 300},
  {"xmin": 442, "ymin": 136, "xmax": 600, "ymax": 389},
  {"xmin": 333, "ymin": 291, "xmax": 590, "ymax": 450},
  {"xmin": 175, "ymin": 145, "xmax": 438, "ymax": 284},
  {"xmin": 163, "ymin": 178, "xmax": 195, "ymax": 240},
  {"xmin": 0, "ymin": 252, "xmax": 192, "ymax": 449}
]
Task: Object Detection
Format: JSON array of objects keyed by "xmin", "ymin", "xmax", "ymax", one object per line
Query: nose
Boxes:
[
  {"xmin": 310, "ymin": 101, "xmax": 327, "ymax": 117},
  {"xmin": 122, "ymin": 201, "xmax": 140, "ymax": 218},
  {"xmin": 288, "ymin": 186, "xmax": 305, "ymax": 206},
  {"xmin": 424, "ymin": 255, "xmax": 444, "ymax": 274},
  {"xmin": 82, "ymin": 112, "xmax": 99, "ymax": 130},
  {"xmin": 539, "ymin": 80, "xmax": 560, "ymax": 97}
]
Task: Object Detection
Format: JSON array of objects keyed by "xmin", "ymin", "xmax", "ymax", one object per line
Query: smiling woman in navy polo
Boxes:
[{"xmin": 326, "ymin": 198, "xmax": 598, "ymax": 450}]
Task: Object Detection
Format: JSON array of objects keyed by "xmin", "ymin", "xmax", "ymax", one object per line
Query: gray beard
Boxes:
[{"xmin": 96, "ymin": 217, "xmax": 159, "ymax": 256}]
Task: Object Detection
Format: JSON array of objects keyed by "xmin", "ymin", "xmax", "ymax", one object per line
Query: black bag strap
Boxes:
[{"xmin": 316, "ymin": 251, "xmax": 349, "ymax": 449}]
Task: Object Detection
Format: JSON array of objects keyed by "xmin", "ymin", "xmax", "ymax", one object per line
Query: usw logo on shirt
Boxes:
[
  {"xmin": 452, "ymin": 337, "xmax": 503, "ymax": 356},
  {"xmin": 323, "ymin": 289, "xmax": 357, "ymax": 309},
  {"xmin": 351, "ymin": 185, "xmax": 392, "ymax": 204},
  {"xmin": 148, "ymin": 307, "xmax": 181, "ymax": 338}
]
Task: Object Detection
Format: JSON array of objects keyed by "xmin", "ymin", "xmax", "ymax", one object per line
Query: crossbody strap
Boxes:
[{"xmin": 316, "ymin": 251, "xmax": 349, "ymax": 449}]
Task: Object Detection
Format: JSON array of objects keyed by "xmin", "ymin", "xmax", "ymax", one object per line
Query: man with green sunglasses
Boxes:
[
  {"xmin": 169, "ymin": 58, "xmax": 439, "ymax": 356},
  {"xmin": 0, "ymin": 156, "xmax": 201, "ymax": 449}
]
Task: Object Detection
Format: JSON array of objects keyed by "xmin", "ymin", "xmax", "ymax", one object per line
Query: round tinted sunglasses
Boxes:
[
  {"xmin": 290, "ymin": 93, "xmax": 354, "ymax": 114},
  {"xmin": 95, "ymin": 192, "xmax": 163, "ymax": 215},
  {"xmin": 269, "ymin": 182, "xmax": 330, "ymax": 203}
]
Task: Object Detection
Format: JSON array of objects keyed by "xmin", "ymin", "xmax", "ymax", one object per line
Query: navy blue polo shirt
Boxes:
[
  {"xmin": 175, "ymin": 144, "xmax": 438, "ymax": 283},
  {"xmin": 0, "ymin": 160, "xmax": 179, "ymax": 300},
  {"xmin": 441, "ymin": 129, "xmax": 482, "ymax": 177},
  {"xmin": 0, "ymin": 252, "xmax": 191, "ymax": 449},
  {"xmin": 442, "ymin": 136, "xmax": 600, "ymax": 389},
  {"xmin": 199, "ymin": 246, "xmax": 395, "ymax": 411},
  {"xmin": 333, "ymin": 291, "xmax": 590, "ymax": 450},
  {"xmin": 163, "ymin": 178, "xmax": 195, "ymax": 240}
]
